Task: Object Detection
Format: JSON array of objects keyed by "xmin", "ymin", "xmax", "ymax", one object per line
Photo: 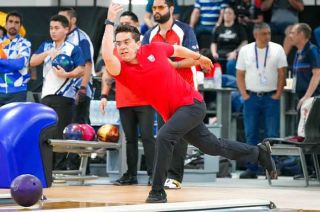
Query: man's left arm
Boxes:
[
  {"xmin": 272, "ymin": 67, "xmax": 286, "ymax": 99},
  {"xmin": 172, "ymin": 45, "xmax": 212, "ymax": 71},
  {"xmin": 297, "ymin": 68, "xmax": 320, "ymax": 109}
]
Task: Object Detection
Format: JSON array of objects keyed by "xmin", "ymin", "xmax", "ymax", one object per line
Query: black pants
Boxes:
[
  {"xmin": 158, "ymin": 115, "xmax": 188, "ymax": 183},
  {"xmin": 41, "ymin": 95, "xmax": 75, "ymax": 170},
  {"xmin": 152, "ymin": 100, "xmax": 259, "ymax": 191},
  {"xmin": 119, "ymin": 106, "xmax": 155, "ymax": 176},
  {"xmin": 73, "ymin": 95, "xmax": 91, "ymax": 124}
]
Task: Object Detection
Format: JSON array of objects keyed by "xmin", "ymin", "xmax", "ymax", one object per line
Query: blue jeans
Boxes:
[
  {"xmin": 243, "ymin": 94, "xmax": 280, "ymax": 171},
  {"xmin": 226, "ymin": 59, "xmax": 237, "ymax": 76}
]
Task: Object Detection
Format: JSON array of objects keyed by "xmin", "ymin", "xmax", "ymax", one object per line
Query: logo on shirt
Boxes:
[{"xmin": 147, "ymin": 54, "xmax": 155, "ymax": 62}]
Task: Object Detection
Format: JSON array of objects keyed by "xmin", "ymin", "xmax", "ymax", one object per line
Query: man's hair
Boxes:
[
  {"xmin": 50, "ymin": 15, "xmax": 70, "ymax": 28},
  {"xmin": 164, "ymin": 0, "xmax": 174, "ymax": 7},
  {"xmin": 296, "ymin": 23, "xmax": 312, "ymax": 40},
  {"xmin": 253, "ymin": 22, "xmax": 270, "ymax": 33},
  {"xmin": 59, "ymin": 7, "xmax": 77, "ymax": 18},
  {"xmin": 0, "ymin": 26, "xmax": 7, "ymax": 35},
  {"xmin": 6, "ymin": 11, "xmax": 23, "ymax": 24},
  {"xmin": 115, "ymin": 25, "xmax": 141, "ymax": 42},
  {"xmin": 120, "ymin": 11, "xmax": 139, "ymax": 23}
]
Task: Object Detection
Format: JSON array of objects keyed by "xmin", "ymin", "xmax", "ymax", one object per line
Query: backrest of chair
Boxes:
[{"xmin": 304, "ymin": 97, "xmax": 320, "ymax": 143}]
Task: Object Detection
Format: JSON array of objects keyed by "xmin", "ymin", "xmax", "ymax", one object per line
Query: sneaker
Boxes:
[
  {"xmin": 164, "ymin": 178, "xmax": 181, "ymax": 189},
  {"xmin": 257, "ymin": 141, "xmax": 277, "ymax": 179},
  {"xmin": 113, "ymin": 173, "xmax": 138, "ymax": 185},
  {"xmin": 145, "ymin": 189, "xmax": 167, "ymax": 203},
  {"xmin": 239, "ymin": 170, "xmax": 258, "ymax": 179}
]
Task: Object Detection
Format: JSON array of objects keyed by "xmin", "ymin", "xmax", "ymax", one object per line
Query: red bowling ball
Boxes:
[{"xmin": 79, "ymin": 124, "xmax": 96, "ymax": 141}]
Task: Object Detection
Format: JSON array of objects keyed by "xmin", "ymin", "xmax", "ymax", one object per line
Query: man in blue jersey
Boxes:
[
  {"xmin": 289, "ymin": 23, "xmax": 320, "ymax": 108},
  {"xmin": 0, "ymin": 11, "xmax": 31, "ymax": 106},
  {"xmin": 59, "ymin": 7, "xmax": 95, "ymax": 124},
  {"xmin": 30, "ymin": 15, "xmax": 85, "ymax": 169}
]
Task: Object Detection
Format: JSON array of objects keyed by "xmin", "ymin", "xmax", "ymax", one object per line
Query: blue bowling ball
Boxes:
[
  {"xmin": 63, "ymin": 123, "xmax": 83, "ymax": 140},
  {"xmin": 52, "ymin": 54, "xmax": 75, "ymax": 72}
]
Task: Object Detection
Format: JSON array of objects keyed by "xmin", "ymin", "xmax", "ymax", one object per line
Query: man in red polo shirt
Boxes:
[
  {"xmin": 102, "ymin": 3, "xmax": 277, "ymax": 203},
  {"xmin": 142, "ymin": 0, "xmax": 200, "ymax": 189}
]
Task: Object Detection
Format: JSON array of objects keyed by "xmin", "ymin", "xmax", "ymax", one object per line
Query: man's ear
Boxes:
[
  {"xmin": 137, "ymin": 40, "xmax": 141, "ymax": 47},
  {"xmin": 71, "ymin": 17, "xmax": 77, "ymax": 26}
]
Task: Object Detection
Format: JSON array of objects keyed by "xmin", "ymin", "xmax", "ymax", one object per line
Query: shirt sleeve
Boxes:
[
  {"xmin": 79, "ymin": 39, "xmax": 92, "ymax": 63},
  {"xmin": 34, "ymin": 42, "xmax": 46, "ymax": 54},
  {"xmin": 194, "ymin": 0, "xmax": 200, "ymax": 9},
  {"xmin": 182, "ymin": 26, "xmax": 199, "ymax": 52},
  {"xmin": 153, "ymin": 42, "xmax": 174, "ymax": 57},
  {"xmin": 236, "ymin": 47, "xmax": 246, "ymax": 71},
  {"xmin": 17, "ymin": 39, "xmax": 31, "ymax": 67},
  {"xmin": 71, "ymin": 46, "xmax": 85, "ymax": 67},
  {"xmin": 277, "ymin": 45, "xmax": 288, "ymax": 68}
]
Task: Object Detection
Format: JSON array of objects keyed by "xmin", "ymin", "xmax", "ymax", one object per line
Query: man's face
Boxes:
[
  {"xmin": 49, "ymin": 21, "xmax": 69, "ymax": 42},
  {"xmin": 119, "ymin": 16, "xmax": 139, "ymax": 28},
  {"xmin": 152, "ymin": 0, "xmax": 171, "ymax": 24},
  {"xmin": 288, "ymin": 25, "xmax": 301, "ymax": 47},
  {"xmin": 5, "ymin": 16, "xmax": 21, "ymax": 37},
  {"xmin": 254, "ymin": 27, "xmax": 271, "ymax": 44},
  {"xmin": 115, "ymin": 32, "xmax": 140, "ymax": 62},
  {"xmin": 58, "ymin": 11, "xmax": 74, "ymax": 29}
]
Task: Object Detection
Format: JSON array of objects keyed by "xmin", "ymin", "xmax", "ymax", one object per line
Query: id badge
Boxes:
[
  {"xmin": 260, "ymin": 73, "xmax": 268, "ymax": 85},
  {"xmin": 292, "ymin": 76, "xmax": 297, "ymax": 93}
]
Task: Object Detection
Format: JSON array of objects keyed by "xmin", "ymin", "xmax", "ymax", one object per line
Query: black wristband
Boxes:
[
  {"xmin": 100, "ymin": 94, "xmax": 108, "ymax": 99},
  {"xmin": 104, "ymin": 19, "xmax": 115, "ymax": 26}
]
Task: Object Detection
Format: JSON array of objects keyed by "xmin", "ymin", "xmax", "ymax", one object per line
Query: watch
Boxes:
[{"xmin": 104, "ymin": 19, "xmax": 115, "ymax": 26}]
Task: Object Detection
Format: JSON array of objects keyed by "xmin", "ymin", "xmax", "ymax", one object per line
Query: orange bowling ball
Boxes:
[{"xmin": 97, "ymin": 124, "xmax": 119, "ymax": 143}]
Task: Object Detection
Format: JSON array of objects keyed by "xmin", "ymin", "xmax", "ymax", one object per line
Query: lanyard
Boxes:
[
  {"xmin": 292, "ymin": 51, "xmax": 301, "ymax": 74},
  {"xmin": 255, "ymin": 43, "xmax": 269, "ymax": 70}
]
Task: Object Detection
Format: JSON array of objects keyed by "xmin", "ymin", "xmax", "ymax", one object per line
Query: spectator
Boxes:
[
  {"xmin": 236, "ymin": 22, "xmax": 287, "ymax": 179},
  {"xmin": 142, "ymin": 0, "xmax": 199, "ymax": 189},
  {"xmin": 261, "ymin": 0, "xmax": 304, "ymax": 55},
  {"xmin": 0, "ymin": 11, "xmax": 31, "ymax": 106},
  {"xmin": 189, "ymin": 0, "xmax": 228, "ymax": 48},
  {"xmin": 30, "ymin": 15, "xmax": 85, "ymax": 170},
  {"xmin": 142, "ymin": 0, "xmax": 180, "ymax": 34},
  {"xmin": 289, "ymin": 23, "xmax": 320, "ymax": 109},
  {"xmin": 211, "ymin": 6, "xmax": 248, "ymax": 76},
  {"xmin": 235, "ymin": 0, "xmax": 263, "ymax": 42},
  {"xmin": 59, "ymin": 7, "xmax": 95, "ymax": 124},
  {"xmin": 100, "ymin": 11, "xmax": 156, "ymax": 186}
]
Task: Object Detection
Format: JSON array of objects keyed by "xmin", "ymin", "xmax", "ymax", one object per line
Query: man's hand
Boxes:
[
  {"xmin": 99, "ymin": 97, "xmax": 107, "ymax": 115},
  {"xmin": 107, "ymin": 3, "xmax": 124, "ymax": 22},
  {"xmin": 297, "ymin": 96, "xmax": 308, "ymax": 110},
  {"xmin": 76, "ymin": 86, "xmax": 87, "ymax": 104},
  {"xmin": 195, "ymin": 55, "xmax": 213, "ymax": 73},
  {"xmin": 53, "ymin": 65, "xmax": 69, "ymax": 78}
]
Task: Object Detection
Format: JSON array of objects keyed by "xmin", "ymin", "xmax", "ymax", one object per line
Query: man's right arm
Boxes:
[
  {"xmin": 189, "ymin": 8, "xmax": 200, "ymax": 28},
  {"xmin": 101, "ymin": 3, "xmax": 122, "ymax": 76}
]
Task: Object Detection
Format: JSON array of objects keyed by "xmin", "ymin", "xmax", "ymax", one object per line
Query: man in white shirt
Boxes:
[{"xmin": 236, "ymin": 22, "xmax": 287, "ymax": 179}]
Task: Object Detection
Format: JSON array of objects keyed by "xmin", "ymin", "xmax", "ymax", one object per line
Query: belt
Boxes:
[{"xmin": 247, "ymin": 90, "xmax": 276, "ymax": 97}]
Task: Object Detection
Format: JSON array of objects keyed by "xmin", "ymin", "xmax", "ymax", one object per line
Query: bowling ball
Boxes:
[
  {"xmin": 79, "ymin": 124, "xmax": 96, "ymax": 141},
  {"xmin": 10, "ymin": 174, "xmax": 43, "ymax": 207},
  {"xmin": 63, "ymin": 123, "xmax": 83, "ymax": 140},
  {"xmin": 51, "ymin": 54, "xmax": 75, "ymax": 72},
  {"xmin": 97, "ymin": 124, "xmax": 119, "ymax": 143}
]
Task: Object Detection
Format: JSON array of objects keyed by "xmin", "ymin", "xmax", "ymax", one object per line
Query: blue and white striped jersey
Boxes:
[
  {"xmin": 34, "ymin": 40, "xmax": 85, "ymax": 99},
  {"xmin": 0, "ymin": 34, "xmax": 31, "ymax": 94}
]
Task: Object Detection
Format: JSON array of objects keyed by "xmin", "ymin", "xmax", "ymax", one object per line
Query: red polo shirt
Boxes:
[{"xmin": 114, "ymin": 42, "xmax": 203, "ymax": 122}]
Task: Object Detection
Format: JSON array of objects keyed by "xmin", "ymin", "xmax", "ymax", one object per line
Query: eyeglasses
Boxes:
[{"xmin": 152, "ymin": 5, "xmax": 168, "ymax": 11}]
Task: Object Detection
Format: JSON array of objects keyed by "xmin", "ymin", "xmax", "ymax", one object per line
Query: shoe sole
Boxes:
[
  {"xmin": 113, "ymin": 182, "xmax": 138, "ymax": 186},
  {"xmin": 145, "ymin": 198, "xmax": 167, "ymax": 203},
  {"xmin": 263, "ymin": 141, "xmax": 278, "ymax": 179}
]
